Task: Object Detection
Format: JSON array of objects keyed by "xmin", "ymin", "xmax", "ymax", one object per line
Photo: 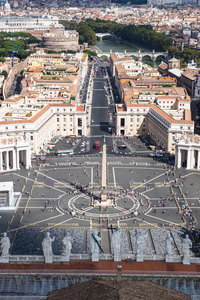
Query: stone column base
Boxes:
[
  {"xmin": 44, "ymin": 255, "xmax": 53, "ymax": 264},
  {"xmin": 114, "ymin": 254, "xmax": 121, "ymax": 262},
  {"xmin": 62, "ymin": 254, "xmax": 70, "ymax": 262},
  {"xmin": 92, "ymin": 253, "xmax": 99, "ymax": 262},
  {"xmin": 182, "ymin": 256, "xmax": 191, "ymax": 265},
  {"xmin": 136, "ymin": 254, "xmax": 144, "ymax": 262},
  {"xmin": 0, "ymin": 256, "xmax": 9, "ymax": 263},
  {"xmin": 165, "ymin": 255, "xmax": 174, "ymax": 263}
]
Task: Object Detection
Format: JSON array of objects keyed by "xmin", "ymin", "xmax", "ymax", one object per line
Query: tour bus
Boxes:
[
  {"xmin": 56, "ymin": 149, "xmax": 74, "ymax": 156},
  {"xmin": 94, "ymin": 141, "xmax": 100, "ymax": 150}
]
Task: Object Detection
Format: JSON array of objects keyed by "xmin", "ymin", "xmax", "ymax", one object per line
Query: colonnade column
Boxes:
[
  {"xmin": 12, "ymin": 149, "xmax": 16, "ymax": 170},
  {"xmin": 0, "ymin": 151, "xmax": 2, "ymax": 172},
  {"xmin": 25, "ymin": 149, "xmax": 31, "ymax": 169},
  {"xmin": 6, "ymin": 151, "xmax": 9, "ymax": 170},
  {"xmin": 177, "ymin": 149, "xmax": 181, "ymax": 168},
  {"xmin": 197, "ymin": 151, "xmax": 200, "ymax": 170},
  {"xmin": 16, "ymin": 150, "xmax": 20, "ymax": 170},
  {"xmin": 186, "ymin": 149, "xmax": 191, "ymax": 169},
  {"xmin": 190, "ymin": 150, "xmax": 194, "ymax": 169}
]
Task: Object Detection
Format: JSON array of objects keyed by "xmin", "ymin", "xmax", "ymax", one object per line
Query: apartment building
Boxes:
[
  {"xmin": 0, "ymin": 51, "xmax": 88, "ymax": 155},
  {"xmin": 114, "ymin": 54, "xmax": 194, "ymax": 154}
]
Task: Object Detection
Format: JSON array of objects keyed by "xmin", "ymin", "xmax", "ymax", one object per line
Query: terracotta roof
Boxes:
[
  {"xmin": 4, "ymin": 96, "xmax": 24, "ymax": 103},
  {"xmin": 0, "ymin": 103, "xmax": 76, "ymax": 126},
  {"xmin": 124, "ymin": 102, "xmax": 194, "ymax": 125},
  {"xmin": 76, "ymin": 105, "xmax": 84, "ymax": 111}
]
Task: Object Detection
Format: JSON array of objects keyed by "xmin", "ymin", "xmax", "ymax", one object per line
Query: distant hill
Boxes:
[{"xmin": 111, "ymin": 0, "xmax": 147, "ymax": 4}]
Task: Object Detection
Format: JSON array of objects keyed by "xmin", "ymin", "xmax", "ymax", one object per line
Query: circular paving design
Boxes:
[{"xmin": 59, "ymin": 191, "xmax": 151, "ymax": 220}]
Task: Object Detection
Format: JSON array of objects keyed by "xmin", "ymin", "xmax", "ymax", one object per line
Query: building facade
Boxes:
[{"xmin": 175, "ymin": 134, "xmax": 200, "ymax": 169}]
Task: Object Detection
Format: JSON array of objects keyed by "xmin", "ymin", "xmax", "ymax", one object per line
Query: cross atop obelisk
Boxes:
[{"xmin": 101, "ymin": 135, "xmax": 107, "ymax": 202}]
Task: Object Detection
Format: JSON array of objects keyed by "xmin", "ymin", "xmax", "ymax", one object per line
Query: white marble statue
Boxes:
[
  {"xmin": 136, "ymin": 231, "xmax": 146, "ymax": 255},
  {"xmin": 0, "ymin": 233, "xmax": 10, "ymax": 256},
  {"xmin": 62, "ymin": 232, "xmax": 72, "ymax": 256},
  {"xmin": 42, "ymin": 232, "xmax": 55, "ymax": 257},
  {"xmin": 91, "ymin": 232, "xmax": 101, "ymax": 254},
  {"xmin": 111, "ymin": 228, "xmax": 121, "ymax": 255},
  {"xmin": 166, "ymin": 232, "xmax": 174, "ymax": 256},
  {"xmin": 182, "ymin": 234, "xmax": 192, "ymax": 257}
]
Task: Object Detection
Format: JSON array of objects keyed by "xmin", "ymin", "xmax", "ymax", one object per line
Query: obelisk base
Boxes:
[{"xmin": 101, "ymin": 189, "xmax": 107, "ymax": 202}]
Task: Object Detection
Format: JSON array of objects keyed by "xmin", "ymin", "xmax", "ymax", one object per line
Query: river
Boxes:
[
  {"xmin": 96, "ymin": 40, "xmax": 146, "ymax": 53},
  {"xmin": 96, "ymin": 40, "xmax": 160, "ymax": 67}
]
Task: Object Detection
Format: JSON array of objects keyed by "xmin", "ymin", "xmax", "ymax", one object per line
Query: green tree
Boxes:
[
  {"xmin": 168, "ymin": 45, "xmax": 180, "ymax": 57},
  {"xmin": 83, "ymin": 50, "xmax": 97, "ymax": 57},
  {"xmin": 0, "ymin": 57, "xmax": 5, "ymax": 63},
  {"xmin": 181, "ymin": 48, "xmax": 195, "ymax": 61},
  {"xmin": 1, "ymin": 70, "xmax": 8, "ymax": 78},
  {"xmin": 79, "ymin": 35, "xmax": 85, "ymax": 44},
  {"xmin": 77, "ymin": 25, "xmax": 97, "ymax": 45}
]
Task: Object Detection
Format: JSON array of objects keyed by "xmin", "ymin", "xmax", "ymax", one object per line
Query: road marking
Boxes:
[
  {"xmin": 145, "ymin": 213, "xmax": 182, "ymax": 225},
  {"xmin": 129, "ymin": 170, "xmax": 170, "ymax": 192},
  {"xmin": 41, "ymin": 217, "xmax": 73, "ymax": 232},
  {"xmin": 36, "ymin": 171, "xmax": 74, "ymax": 191},
  {"xmin": 92, "ymin": 106, "xmax": 109, "ymax": 109},
  {"xmin": 136, "ymin": 216, "xmax": 160, "ymax": 228},
  {"xmin": 7, "ymin": 212, "xmax": 65, "ymax": 233},
  {"xmin": 91, "ymin": 167, "xmax": 93, "ymax": 185},
  {"xmin": 13, "ymin": 172, "xmax": 67, "ymax": 194}
]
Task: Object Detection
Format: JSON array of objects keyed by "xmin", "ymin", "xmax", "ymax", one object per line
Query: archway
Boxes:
[
  {"xmin": 130, "ymin": 55, "xmax": 138, "ymax": 61},
  {"xmin": 142, "ymin": 55, "xmax": 153, "ymax": 67},
  {"xmin": 155, "ymin": 55, "xmax": 166, "ymax": 64},
  {"xmin": 142, "ymin": 55, "xmax": 153, "ymax": 62}
]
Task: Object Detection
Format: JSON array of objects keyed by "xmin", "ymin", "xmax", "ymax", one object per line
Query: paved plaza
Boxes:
[{"xmin": 0, "ymin": 154, "xmax": 200, "ymax": 255}]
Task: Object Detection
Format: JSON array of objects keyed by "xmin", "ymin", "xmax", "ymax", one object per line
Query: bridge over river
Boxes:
[{"xmin": 97, "ymin": 49, "xmax": 168, "ymax": 62}]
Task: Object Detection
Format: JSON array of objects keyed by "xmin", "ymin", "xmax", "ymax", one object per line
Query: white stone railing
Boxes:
[{"xmin": 2, "ymin": 254, "xmax": 198, "ymax": 264}]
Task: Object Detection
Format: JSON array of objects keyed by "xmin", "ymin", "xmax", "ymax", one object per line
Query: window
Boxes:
[
  {"xmin": 23, "ymin": 126, "xmax": 25, "ymax": 129},
  {"xmin": 15, "ymin": 126, "xmax": 18, "ymax": 129},
  {"xmin": 70, "ymin": 118, "xmax": 72, "ymax": 122},
  {"xmin": 64, "ymin": 118, "xmax": 66, "ymax": 122},
  {"xmin": 130, "ymin": 117, "xmax": 133, "ymax": 122},
  {"xmin": 78, "ymin": 118, "xmax": 82, "ymax": 127},
  {"xmin": 57, "ymin": 118, "xmax": 59, "ymax": 122},
  {"xmin": 188, "ymin": 127, "xmax": 190, "ymax": 130},
  {"xmin": 120, "ymin": 118, "xmax": 125, "ymax": 127},
  {"xmin": 137, "ymin": 118, "xmax": 139, "ymax": 122},
  {"xmin": 6, "ymin": 127, "xmax": 8, "ymax": 130}
]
